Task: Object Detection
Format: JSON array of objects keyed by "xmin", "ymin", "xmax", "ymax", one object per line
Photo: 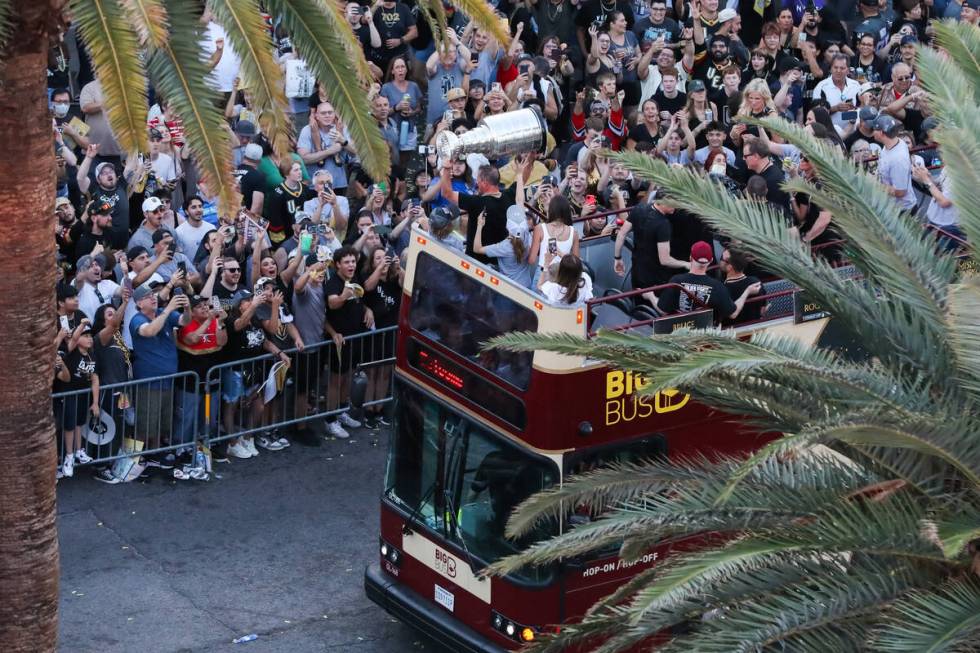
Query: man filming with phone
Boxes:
[{"xmin": 304, "ymin": 170, "xmax": 350, "ymax": 234}]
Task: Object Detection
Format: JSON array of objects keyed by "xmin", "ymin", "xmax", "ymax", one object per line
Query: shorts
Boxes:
[
  {"xmin": 294, "ymin": 351, "xmax": 323, "ymax": 394},
  {"xmin": 57, "ymin": 394, "xmax": 90, "ymax": 430},
  {"xmin": 133, "ymin": 384, "xmax": 174, "ymax": 445},
  {"xmin": 328, "ymin": 341, "xmax": 361, "ymax": 374},
  {"xmin": 220, "ymin": 369, "xmax": 245, "ymax": 403}
]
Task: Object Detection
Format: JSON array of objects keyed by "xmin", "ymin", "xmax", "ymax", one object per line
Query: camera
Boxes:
[{"xmin": 418, "ymin": 145, "xmax": 436, "ymax": 155}]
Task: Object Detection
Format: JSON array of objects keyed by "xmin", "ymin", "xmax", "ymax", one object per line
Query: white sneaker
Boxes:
[
  {"xmin": 227, "ymin": 441, "xmax": 252, "ymax": 459},
  {"xmin": 56, "ymin": 467, "xmax": 64, "ymax": 480},
  {"xmin": 257, "ymin": 436, "xmax": 286, "ymax": 451},
  {"xmin": 75, "ymin": 450, "xmax": 93, "ymax": 464},
  {"xmin": 338, "ymin": 412, "xmax": 361, "ymax": 429},
  {"xmin": 62, "ymin": 453, "xmax": 74, "ymax": 478},
  {"xmin": 244, "ymin": 437, "xmax": 259, "ymax": 457},
  {"xmin": 325, "ymin": 420, "xmax": 350, "ymax": 439}
]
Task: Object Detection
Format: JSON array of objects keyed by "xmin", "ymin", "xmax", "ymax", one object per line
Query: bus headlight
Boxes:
[{"xmin": 490, "ymin": 610, "xmax": 536, "ymax": 643}]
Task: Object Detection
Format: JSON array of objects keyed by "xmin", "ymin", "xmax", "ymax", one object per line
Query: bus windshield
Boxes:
[{"xmin": 384, "ymin": 381, "xmax": 558, "ymax": 583}]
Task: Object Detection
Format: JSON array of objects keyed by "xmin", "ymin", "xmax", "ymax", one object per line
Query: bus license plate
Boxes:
[{"xmin": 434, "ymin": 584, "xmax": 455, "ymax": 612}]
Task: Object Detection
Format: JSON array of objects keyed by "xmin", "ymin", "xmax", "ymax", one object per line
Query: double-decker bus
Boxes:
[{"xmin": 364, "ymin": 226, "xmax": 850, "ymax": 651}]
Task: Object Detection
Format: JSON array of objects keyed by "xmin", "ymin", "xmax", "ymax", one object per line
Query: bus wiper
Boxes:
[
  {"xmin": 402, "ymin": 481, "xmax": 437, "ymax": 536},
  {"xmin": 442, "ymin": 490, "xmax": 484, "ymax": 578}
]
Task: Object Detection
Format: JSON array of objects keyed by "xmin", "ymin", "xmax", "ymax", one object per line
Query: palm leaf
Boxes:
[
  {"xmin": 207, "ymin": 0, "xmax": 292, "ymax": 160},
  {"xmin": 430, "ymin": 0, "xmax": 510, "ymax": 45},
  {"xmin": 146, "ymin": 0, "xmax": 238, "ymax": 215},
  {"xmin": 915, "ymin": 44, "xmax": 980, "ymax": 250},
  {"xmin": 120, "ymin": 0, "xmax": 169, "ymax": 48},
  {"xmin": 874, "ymin": 578, "xmax": 980, "ymax": 652},
  {"xmin": 265, "ymin": 0, "xmax": 390, "ymax": 181},
  {"xmin": 0, "ymin": 0, "xmax": 13, "ymax": 53},
  {"xmin": 70, "ymin": 0, "xmax": 149, "ymax": 155},
  {"xmin": 928, "ymin": 20, "xmax": 980, "ymax": 105},
  {"xmin": 946, "ymin": 275, "xmax": 980, "ymax": 399}
]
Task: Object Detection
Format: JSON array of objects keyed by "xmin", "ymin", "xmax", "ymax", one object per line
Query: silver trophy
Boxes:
[{"xmin": 436, "ymin": 106, "xmax": 547, "ymax": 162}]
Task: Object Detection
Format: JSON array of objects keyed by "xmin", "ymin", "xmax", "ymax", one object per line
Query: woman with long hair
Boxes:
[
  {"xmin": 744, "ymin": 49, "xmax": 777, "ymax": 88},
  {"xmin": 585, "ymin": 25, "xmax": 616, "ymax": 84},
  {"xmin": 737, "ymin": 78, "xmax": 778, "ymax": 119},
  {"xmin": 538, "ymin": 253, "xmax": 593, "ymax": 307},
  {"xmin": 805, "ymin": 106, "xmax": 847, "ymax": 149},
  {"xmin": 528, "ymin": 194, "xmax": 580, "ymax": 271},
  {"xmin": 606, "ymin": 12, "xmax": 641, "ymax": 109},
  {"xmin": 627, "ymin": 98, "xmax": 662, "ymax": 150},
  {"xmin": 380, "ymin": 57, "xmax": 422, "ymax": 167},
  {"xmin": 685, "ymin": 82, "xmax": 719, "ymax": 148}
]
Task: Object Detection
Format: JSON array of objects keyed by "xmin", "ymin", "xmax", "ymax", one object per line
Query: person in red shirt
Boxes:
[{"xmin": 175, "ymin": 295, "xmax": 228, "ymax": 460}]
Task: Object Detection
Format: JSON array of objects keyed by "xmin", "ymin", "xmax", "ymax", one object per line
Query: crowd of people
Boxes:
[{"xmin": 50, "ymin": 0, "xmax": 971, "ymax": 481}]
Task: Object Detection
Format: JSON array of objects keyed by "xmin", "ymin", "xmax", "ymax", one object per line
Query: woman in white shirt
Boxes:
[
  {"xmin": 539, "ymin": 254, "xmax": 594, "ymax": 308},
  {"xmin": 528, "ymin": 194, "xmax": 580, "ymax": 271}
]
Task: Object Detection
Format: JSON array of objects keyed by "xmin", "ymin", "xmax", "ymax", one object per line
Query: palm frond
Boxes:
[
  {"xmin": 208, "ymin": 0, "xmax": 292, "ymax": 160},
  {"xmin": 431, "ymin": 0, "xmax": 510, "ymax": 45},
  {"xmin": 946, "ymin": 275, "xmax": 980, "ymax": 399},
  {"xmin": 146, "ymin": 0, "xmax": 238, "ymax": 215},
  {"xmin": 120, "ymin": 0, "xmax": 169, "ymax": 48},
  {"xmin": 915, "ymin": 44, "xmax": 980, "ymax": 250},
  {"xmin": 0, "ymin": 0, "xmax": 13, "ymax": 53},
  {"xmin": 416, "ymin": 0, "xmax": 447, "ymax": 47},
  {"xmin": 70, "ymin": 0, "xmax": 149, "ymax": 155},
  {"xmin": 873, "ymin": 578, "xmax": 980, "ymax": 652},
  {"xmin": 606, "ymin": 151, "xmax": 952, "ymax": 380},
  {"xmin": 928, "ymin": 20, "xmax": 980, "ymax": 105},
  {"xmin": 265, "ymin": 0, "xmax": 390, "ymax": 181},
  {"xmin": 932, "ymin": 510, "xmax": 980, "ymax": 560}
]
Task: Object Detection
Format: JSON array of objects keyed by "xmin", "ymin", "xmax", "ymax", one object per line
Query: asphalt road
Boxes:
[{"xmin": 56, "ymin": 422, "xmax": 450, "ymax": 653}]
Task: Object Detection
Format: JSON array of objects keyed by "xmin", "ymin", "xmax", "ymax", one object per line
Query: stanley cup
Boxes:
[{"xmin": 436, "ymin": 106, "xmax": 547, "ymax": 162}]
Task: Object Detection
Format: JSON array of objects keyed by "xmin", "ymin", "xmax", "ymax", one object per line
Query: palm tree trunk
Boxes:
[{"xmin": 0, "ymin": 2, "xmax": 62, "ymax": 651}]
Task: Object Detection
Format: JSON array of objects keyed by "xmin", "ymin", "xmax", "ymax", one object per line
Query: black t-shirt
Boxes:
[
  {"xmin": 89, "ymin": 183, "xmax": 131, "ymax": 245},
  {"xmin": 255, "ymin": 301, "xmax": 296, "ymax": 350},
  {"xmin": 722, "ymin": 275, "xmax": 762, "ymax": 325},
  {"xmin": 228, "ymin": 309, "xmax": 267, "ymax": 361},
  {"xmin": 373, "ymin": 2, "xmax": 415, "ymax": 61},
  {"xmin": 238, "ymin": 167, "xmax": 267, "ymax": 212},
  {"xmin": 843, "ymin": 125, "xmax": 875, "ymax": 152},
  {"xmin": 575, "ymin": 0, "xmax": 635, "ymax": 33},
  {"xmin": 363, "ymin": 276, "xmax": 401, "ymax": 329},
  {"xmin": 74, "ymin": 228, "xmax": 121, "ymax": 262},
  {"xmin": 633, "ymin": 17, "xmax": 681, "ymax": 45},
  {"xmin": 56, "ymin": 348, "xmax": 98, "ymax": 393},
  {"xmin": 758, "ymin": 161, "xmax": 791, "ymax": 220},
  {"xmin": 458, "ymin": 185, "xmax": 517, "ymax": 264},
  {"xmin": 324, "ymin": 273, "xmax": 368, "ymax": 336},
  {"xmin": 652, "ymin": 90, "xmax": 687, "ymax": 116},
  {"xmin": 628, "ymin": 204, "xmax": 674, "ymax": 288},
  {"xmin": 627, "ymin": 122, "xmax": 659, "ymax": 146},
  {"xmin": 849, "ymin": 55, "xmax": 887, "ymax": 84},
  {"xmin": 657, "ymin": 271, "xmax": 736, "ymax": 321},
  {"xmin": 691, "ymin": 58, "xmax": 731, "ymax": 93}
]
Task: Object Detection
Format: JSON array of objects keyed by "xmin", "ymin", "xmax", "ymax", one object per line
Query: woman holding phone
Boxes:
[{"xmin": 528, "ymin": 194, "xmax": 580, "ymax": 272}]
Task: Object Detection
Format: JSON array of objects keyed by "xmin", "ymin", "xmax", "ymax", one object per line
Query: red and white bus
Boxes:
[{"xmin": 364, "ymin": 227, "xmax": 843, "ymax": 651}]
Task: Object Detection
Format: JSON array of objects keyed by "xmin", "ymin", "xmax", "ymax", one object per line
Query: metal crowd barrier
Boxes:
[
  {"xmin": 51, "ymin": 371, "xmax": 201, "ymax": 466},
  {"xmin": 50, "ymin": 326, "xmax": 398, "ymax": 473},
  {"xmin": 203, "ymin": 326, "xmax": 398, "ymax": 446}
]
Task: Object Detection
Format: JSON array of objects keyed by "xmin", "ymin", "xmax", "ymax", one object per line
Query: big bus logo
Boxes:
[
  {"xmin": 605, "ymin": 371, "xmax": 689, "ymax": 426},
  {"xmin": 435, "ymin": 548, "xmax": 457, "ymax": 578}
]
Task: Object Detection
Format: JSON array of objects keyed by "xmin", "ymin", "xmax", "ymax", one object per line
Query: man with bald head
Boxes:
[{"xmin": 878, "ymin": 62, "xmax": 928, "ymax": 128}]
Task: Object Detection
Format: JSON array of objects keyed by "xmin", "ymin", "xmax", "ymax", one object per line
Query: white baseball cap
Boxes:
[{"xmin": 142, "ymin": 196, "xmax": 164, "ymax": 213}]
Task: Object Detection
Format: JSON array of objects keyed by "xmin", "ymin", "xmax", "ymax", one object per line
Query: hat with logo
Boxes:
[
  {"xmin": 446, "ymin": 87, "xmax": 466, "ymax": 101},
  {"xmin": 189, "ymin": 294, "xmax": 208, "ymax": 307},
  {"xmin": 858, "ymin": 81, "xmax": 879, "ymax": 95},
  {"xmin": 687, "ymin": 79, "xmax": 706, "ymax": 93},
  {"xmin": 872, "ymin": 114, "xmax": 901, "ymax": 137},
  {"xmin": 691, "ymin": 241, "xmax": 714, "ymax": 264},
  {"xmin": 254, "ymin": 277, "xmax": 275, "ymax": 294},
  {"xmin": 429, "ymin": 205, "xmax": 459, "ymax": 232},
  {"xmin": 142, "ymin": 196, "xmax": 164, "ymax": 213},
  {"xmin": 133, "ymin": 284, "xmax": 155, "ymax": 302},
  {"xmin": 859, "ymin": 106, "xmax": 879, "ymax": 124}
]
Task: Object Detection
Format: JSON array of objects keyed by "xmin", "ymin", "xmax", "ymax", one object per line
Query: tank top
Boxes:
[{"xmin": 537, "ymin": 222, "xmax": 575, "ymax": 269}]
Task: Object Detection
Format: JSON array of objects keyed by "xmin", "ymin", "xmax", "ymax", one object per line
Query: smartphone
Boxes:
[
  {"xmin": 257, "ymin": 217, "xmax": 269, "ymax": 229},
  {"xmin": 59, "ymin": 315, "xmax": 70, "ymax": 331},
  {"xmin": 840, "ymin": 110, "xmax": 858, "ymax": 122},
  {"xmin": 177, "ymin": 261, "xmax": 186, "ymax": 276},
  {"xmin": 547, "ymin": 237, "xmax": 558, "ymax": 255},
  {"xmin": 470, "ymin": 51, "xmax": 479, "ymax": 64},
  {"xmin": 210, "ymin": 295, "xmax": 221, "ymax": 311},
  {"xmin": 491, "ymin": 82, "xmax": 502, "ymax": 94},
  {"xmin": 519, "ymin": 63, "xmax": 531, "ymax": 76},
  {"xmin": 705, "ymin": 109, "xmax": 713, "ymax": 122},
  {"xmin": 723, "ymin": 105, "xmax": 731, "ymax": 124},
  {"xmin": 173, "ymin": 286, "xmax": 184, "ymax": 296},
  {"xmin": 123, "ymin": 275, "xmax": 134, "ymax": 293},
  {"xmin": 443, "ymin": 109, "xmax": 455, "ymax": 125},
  {"xmin": 585, "ymin": 194, "xmax": 597, "ymax": 206},
  {"xmin": 316, "ymin": 244, "xmax": 329, "ymax": 262}
]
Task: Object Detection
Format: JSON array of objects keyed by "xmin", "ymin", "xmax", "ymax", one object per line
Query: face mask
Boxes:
[{"xmin": 53, "ymin": 103, "xmax": 70, "ymax": 118}]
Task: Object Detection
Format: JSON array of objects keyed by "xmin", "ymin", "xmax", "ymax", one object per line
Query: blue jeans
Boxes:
[{"xmin": 175, "ymin": 390, "xmax": 200, "ymax": 452}]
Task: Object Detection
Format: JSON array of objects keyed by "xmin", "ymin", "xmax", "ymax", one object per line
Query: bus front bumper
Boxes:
[{"xmin": 364, "ymin": 563, "xmax": 506, "ymax": 653}]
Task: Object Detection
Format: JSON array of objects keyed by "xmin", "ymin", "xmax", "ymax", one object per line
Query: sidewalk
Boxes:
[{"xmin": 56, "ymin": 423, "xmax": 446, "ymax": 653}]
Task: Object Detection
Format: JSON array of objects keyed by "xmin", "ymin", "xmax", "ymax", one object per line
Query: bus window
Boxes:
[
  {"xmin": 385, "ymin": 381, "xmax": 558, "ymax": 583},
  {"xmin": 408, "ymin": 253, "xmax": 537, "ymax": 390}
]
